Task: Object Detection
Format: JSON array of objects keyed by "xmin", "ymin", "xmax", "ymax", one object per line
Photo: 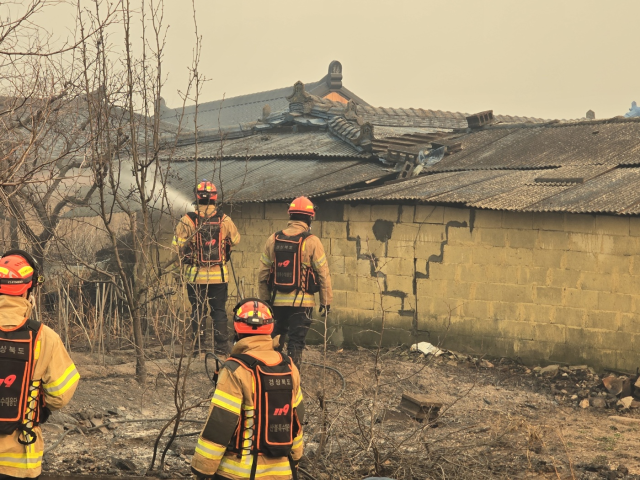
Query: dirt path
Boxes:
[{"xmin": 40, "ymin": 346, "xmax": 640, "ymax": 479}]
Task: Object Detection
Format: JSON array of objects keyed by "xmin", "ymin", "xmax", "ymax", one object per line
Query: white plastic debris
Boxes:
[
  {"xmin": 410, "ymin": 342, "xmax": 443, "ymax": 357},
  {"xmin": 624, "ymin": 101, "xmax": 640, "ymax": 118}
]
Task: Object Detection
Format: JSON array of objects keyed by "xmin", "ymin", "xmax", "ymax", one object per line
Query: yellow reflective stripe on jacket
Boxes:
[
  {"xmin": 293, "ymin": 387, "xmax": 303, "ymax": 408},
  {"xmin": 312, "ymin": 253, "xmax": 326, "ymax": 270},
  {"xmin": 231, "ymin": 232, "xmax": 241, "ymax": 244},
  {"xmin": 0, "ymin": 451, "xmax": 42, "ymax": 469},
  {"xmin": 43, "ymin": 364, "xmax": 80, "ymax": 397},
  {"xmin": 195, "ymin": 437, "xmax": 225, "ymax": 461},
  {"xmin": 172, "ymin": 236, "xmax": 187, "ymax": 246},
  {"xmin": 292, "ymin": 433, "xmax": 303, "ymax": 450},
  {"xmin": 185, "ymin": 265, "xmax": 229, "ymax": 283},
  {"xmin": 218, "ymin": 457, "xmax": 291, "ymax": 477},
  {"xmin": 272, "ymin": 291, "xmax": 315, "ymax": 307},
  {"xmin": 260, "ymin": 253, "xmax": 273, "ymax": 266},
  {"xmin": 211, "ymin": 390, "xmax": 242, "ymax": 415}
]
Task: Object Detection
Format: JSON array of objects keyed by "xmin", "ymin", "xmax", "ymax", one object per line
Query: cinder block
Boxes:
[
  {"xmin": 332, "ymin": 273, "xmax": 357, "ymax": 291},
  {"xmin": 358, "ymin": 276, "xmax": 383, "ymax": 294},
  {"xmin": 596, "ymin": 254, "xmax": 631, "ymax": 275},
  {"xmin": 533, "ymin": 212, "xmax": 564, "ymax": 231},
  {"xmin": 548, "ymin": 269, "xmax": 580, "ymax": 288},
  {"xmin": 472, "ymin": 246, "xmax": 505, "ymax": 265},
  {"xmin": 619, "ymin": 313, "xmax": 640, "ymax": 333},
  {"xmin": 393, "ymin": 223, "xmax": 420, "ymax": 242},
  {"xmin": 537, "ymin": 230, "xmax": 570, "ymax": 251},
  {"xmin": 264, "ymin": 203, "xmax": 290, "ymax": 220},
  {"xmin": 328, "ymin": 256, "xmax": 345, "ymax": 274},
  {"xmin": 609, "ymin": 235, "xmax": 640, "ymax": 256},
  {"xmin": 564, "ymin": 213, "xmax": 596, "ymax": 233},
  {"xmin": 386, "ymin": 240, "xmax": 414, "ymax": 258},
  {"xmin": 598, "ymin": 292, "xmax": 632, "ymax": 312},
  {"xmin": 499, "ymin": 320, "xmax": 535, "ymax": 340},
  {"xmin": 347, "ymin": 221, "xmax": 374, "ymax": 240},
  {"xmin": 324, "ymin": 221, "xmax": 347, "ymax": 239},
  {"xmin": 344, "ymin": 256, "xmax": 357, "ymax": 273},
  {"xmin": 502, "ymin": 212, "xmax": 533, "ymax": 230},
  {"xmin": 443, "ymin": 280, "xmax": 472, "ymax": 300},
  {"xmin": 385, "ymin": 274, "xmax": 414, "ymax": 293},
  {"xmin": 332, "ymin": 290, "xmax": 348, "ymax": 308},
  {"xmin": 484, "ymin": 265, "xmax": 518, "ymax": 284},
  {"xmin": 416, "ymin": 278, "xmax": 447, "ymax": 297},
  {"xmin": 457, "ymin": 264, "xmax": 486, "ymax": 284},
  {"xmin": 532, "ymin": 249, "xmax": 564, "ymax": 269},
  {"xmin": 579, "ymin": 272, "xmax": 613, "ymax": 291},
  {"xmin": 563, "ymin": 288, "xmax": 598, "ymax": 309},
  {"xmin": 414, "ymin": 205, "xmax": 444, "ymax": 224},
  {"xmin": 568, "ymin": 233, "xmax": 603, "ymax": 253},
  {"xmin": 382, "ymin": 257, "xmax": 414, "ymax": 276},
  {"xmin": 430, "ymin": 263, "xmax": 457, "ymax": 281},
  {"xmin": 331, "ymin": 238, "xmax": 356, "ymax": 256},
  {"xmin": 414, "ymin": 241, "xmax": 444, "ymax": 260},
  {"xmin": 479, "ymin": 228, "xmax": 506, "ymax": 247},
  {"xmin": 461, "ymin": 300, "xmax": 490, "ymax": 318},
  {"xmin": 371, "ymin": 205, "xmax": 399, "ymax": 222},
  {"xmin": 444, "ymin": 245, "xmax": 473, "ymax": 264},
  {"xmin": 535, "ymin": 286, "xmax": 563, "ymax": 305},
  {"xmin": 399, "ymin": 205, "xmax": 415, "ymax": 223},
  {"xmin": 517, "ymin": 266, "xmax": 549, "ymax": 286},
  {"xmin": 381, "ymin": 294, "xmax": 404, "ymax": 312},
  {"xmin": 443, "ymin": 207, "xmax": 470, "ymax": 224},
  {"xmin": 474, "ymin": 283, "xmax": 503, "ymax": 302},
  {"xmin": 521, "ymin": 303, "xmax": 555, "ymax": 324},
  {"xmin": 473, "ymin": 210, "xmax": 503, "ymax": 228},
  {"xmin": 490, "ymin": 301, "xmax": 521, "ymax": 321},
  {"xmin": 630, "ymin": 218, "xmax": 640, "ymax": 237},
  {"xmin": 614, "ymin": 275, "xmax": 640, "ymax": 295},
  {"xmin": 596, "ymin": 215, "xmax": 629, "ymax": 236},
  {"xmin": 555, "ymin": 306, "xmax": 586, "ymax": 328},
  {"xmin": 535, "ymin": 323, "xmax": 565, "ymax": 343},
  {"xmin": 242, "ymin": 203, "xmax": 265, "ymax": 219},
  {"xmin": 344, "ymin": 204, "xmax": 371, "ymax": 222},
  {"xmin": 563, "ymin": 250, "xmax": 597, "ymax": 272},
  {"xmin": 585, "ymin": 310, "xmax": 619, "ymax": 330},
  {"xmin": 416, "ymin": 224, "xmax": 446, "ymax": 243},
  {"xmin": 507, "ymin": 230, "xmax": 537, "ymax": 249},
  {"xmin": 447, "ymin": 226, "xmax": 475, "ymax": 245},
  {"xmin": 499, "ymin": 284, "xmax": 534, "ymax": 303},
  {"xmin": 504, "ymin": 248, "xmax": 533, "ymax": 266},
  {"xmin": 346, "ymin": 291, "xmax": 375, "ymax": 311}
]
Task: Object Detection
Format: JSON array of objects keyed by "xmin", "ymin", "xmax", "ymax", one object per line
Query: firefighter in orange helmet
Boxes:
[
  {"xmin": 173, "ymin": 180, "xmax": 241, "ymax": 356},
  {"xmin": 258, "ymin": 196, "xmax": 333, "ymax": 369},
  {"xmin": 191, "ymin": 298, "xmax": 304, "ymax": 480},
  {"xmin": 0, "ymin": 250, "xmax": 79, "ymax": 479}
]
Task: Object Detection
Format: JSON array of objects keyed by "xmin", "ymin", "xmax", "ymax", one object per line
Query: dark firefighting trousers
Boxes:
[
  {"xmin": 187, "ymin": 283, "xmax": 229, "ymax": 355},
  {"xmin": 271, "ymin": 306, "xmax": 312, "ymax": 367}
]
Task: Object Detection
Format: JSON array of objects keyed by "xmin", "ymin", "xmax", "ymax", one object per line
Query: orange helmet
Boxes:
[
  {"xmin": 233, "ymin": 298, "xmax": 275, "ymax": 336},
  {"xmin": 196, "ymin": 180, "xmax": 217, "ymax": 202},
  {"xmin": 288, "ymin": 196, "xmax": 315, "ymax": 217},
  {"xmin": 0, "ymin": 250, "xmax": 41, "ymax": 297}
]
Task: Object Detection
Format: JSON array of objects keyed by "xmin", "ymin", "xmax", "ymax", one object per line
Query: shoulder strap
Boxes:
[
  {"xmin": 229, "ymin": 353, "xmax": 265, "ymax": 370},
  {"xmin": 25, "ymin": 319, "xmax": 42, "ymax": 333},
  {"xmin": 186, "ymin": 211, "xmax": 198, "ymax": 226}
]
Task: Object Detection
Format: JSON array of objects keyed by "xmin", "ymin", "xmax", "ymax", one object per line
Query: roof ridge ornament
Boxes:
[
  {"xmin": 327, "ymin": 60, "xmax": 343, "ymax": 90},
  {"xmin": 343, "ymin": 100, "xmax": 361, "ymax": 123},
  {"xmin": 286, "ymin": 81, "xmax": 315, "ymax": 114}
]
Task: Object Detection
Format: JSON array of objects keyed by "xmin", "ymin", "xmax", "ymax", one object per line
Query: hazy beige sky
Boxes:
[{"xmin": 39, "ymin": 0, "xmax": 640, "ymax": 120}]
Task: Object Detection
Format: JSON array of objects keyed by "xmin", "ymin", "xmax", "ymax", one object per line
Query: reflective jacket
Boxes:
[
  {"xmin": 0, "ymin": 295, "xmax": 79, "ymax": 478},
  {"xmin": 258, "ymin": 221, "xmax": 332, "ymax": 307},
  {"xmin": 172, "ymin": 204, "xmax": 241, "ymax": 284},
  {"xmin": 191, "ymin": 335, "xmax": 304, "ymax": 480}
]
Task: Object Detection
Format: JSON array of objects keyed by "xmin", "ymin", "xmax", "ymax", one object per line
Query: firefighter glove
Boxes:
[{"xmin": 319, "ymin": 304, "xmax": 331, "ymax": 314}]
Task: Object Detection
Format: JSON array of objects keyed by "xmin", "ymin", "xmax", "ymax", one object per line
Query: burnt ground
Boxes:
[{"xmin": 40, "ymin": 345, "xmax": 640, "ymax": 480}]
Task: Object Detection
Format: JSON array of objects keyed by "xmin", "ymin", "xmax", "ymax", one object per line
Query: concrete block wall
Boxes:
[{"xmin": 222, "ymin": 202, "xmax": 640, "ymax": 371}]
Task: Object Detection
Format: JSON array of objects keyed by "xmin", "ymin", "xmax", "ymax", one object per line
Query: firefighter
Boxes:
[
  {"xmin": 0, "ymin": 250, "xmax": 79, "ymax": 479},
  {"xmin": 258, "ymin": 196, "xmax": 332, "ymax": 369},
  {"xmin": 191, "ymin": 298, "xmax": 304, "ymax": 480},
  {"xmin": 173, "ymin": 180, "xmax": 241, "ymax": 356}
]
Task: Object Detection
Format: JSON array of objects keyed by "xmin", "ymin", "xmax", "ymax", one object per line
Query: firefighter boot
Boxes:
[{"xmin": 288, "ymin": 348, "xmax": 302, "ymax": 372}]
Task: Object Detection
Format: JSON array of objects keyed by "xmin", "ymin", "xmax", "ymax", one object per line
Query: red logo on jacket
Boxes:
[
  {"xmin": 205, "ymin": 239, "xmax": 217, "ymax": 247},
  {"xmin": 273, "ymin": 404, "xmax": 290, "ymax": 416},
  {"xmin": 277, "ymin": 260, "xmax": 290, "ymax": 268}
]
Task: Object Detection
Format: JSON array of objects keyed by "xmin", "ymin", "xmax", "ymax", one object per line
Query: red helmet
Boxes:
[
  {"xmin": 0, "ymin": 250, "xmax": 41, "ymax": 297},
  {"xmin": 233, "ymin": 298, "xmax": 275, "ymax": 336},
  {"xmin": 288, "ymin": 196, "xmax": 315, "ymax": 218},
  {"xmin": 196, "ymin": 180, "xmax": 217, "ymax": 202}
]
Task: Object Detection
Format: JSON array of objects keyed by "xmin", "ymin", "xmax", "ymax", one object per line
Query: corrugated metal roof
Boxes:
[
  {"xmin": 165, "ymin": 130, "xmax": 361, "ymax": 159},
  {"xmin": 429, "ymin": 120, "xmax": 640, "ymax": 172},
  {"xmin": 470, "ymin": 184, "xmax": 572, "ymax": 211},
  {"xmin": 166, "ymin": 157, "xmax": 391, "ymax": 204}
]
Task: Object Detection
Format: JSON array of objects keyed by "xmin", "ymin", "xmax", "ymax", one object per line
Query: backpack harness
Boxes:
[
  {"xmin": 0, "ymin": 318, "xmax": 44, "ymax": 445},
  {"xmin": 270, "ymin": 231, "xmax": 319, "ymax": 305},
  {"xmin": 184, "ymin": 211, "xmax": 227, "ymax": 282},
  {"xmin": 227, "ymin": 353, "xmax": 300, "ymax": 480}
]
